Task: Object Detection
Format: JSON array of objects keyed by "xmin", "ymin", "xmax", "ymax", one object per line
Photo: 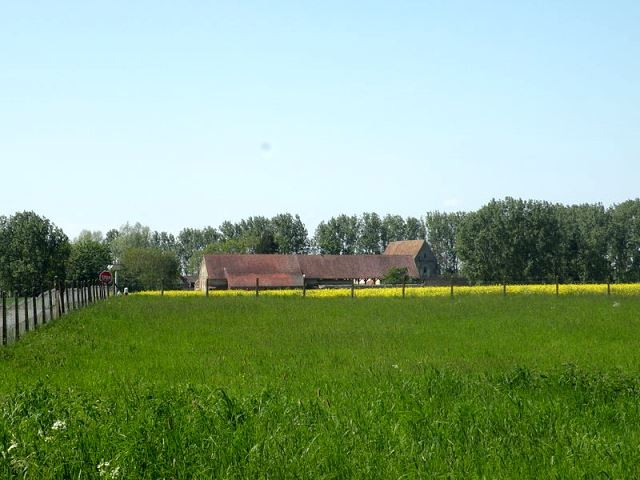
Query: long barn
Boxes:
[{"xmin": 198, "ymin": 240, "xmax": 438, "ymax": 290}]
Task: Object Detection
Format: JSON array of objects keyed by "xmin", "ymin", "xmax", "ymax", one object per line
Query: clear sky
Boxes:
[{"xmin": 1, "ymin": 1, "xmax": 638, "ymax": 240}]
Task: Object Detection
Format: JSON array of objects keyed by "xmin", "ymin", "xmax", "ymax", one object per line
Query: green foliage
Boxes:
[
  {"xmin": 453, "ymin": 197, "xmax": 640, "ymax": 284},
  {"xmin": 0, "ymin": 211, "xmax": 70, "ymax": 294},
  {"xmin": 381, "ymin": 266, "xmax": 409, "ymax": 284},
  {"xmin": 556, "ymin": 204, "xmax": 611, "ymax": 282},
  {"xmin": 404, "ymin": 216, "xmax": 426, "ymax": 241},
  {"xmin": 119, "ymin": 247, "xmax": 179, "ymax": 291},
  {"xmin": 425, "ymin": 211, "xmax": 467, "ymax": 274},
  {"xmin": 270, "ymin": 213, "xmax": 308, "ymax": 254},
  {"xmin": 380, "ymin": 214, "xmax": 406, "ymax": 245},
  {"xmin": 1, "ymin": 296, "xmax": 640, "ymax": 477},
  {"xmin": 236, "ymin": 216, "xmax": 277, "ymax": 253},
  {"xmin": 203, "ymin": 238, "xmax": 250, "ymax": 254},
  {"xmin": 314, "ymin": 214, "xmax": 360, "ymax": 254},
  {"xmin": 609, "ymin": 199, "xmax": 640, "ymax": 282},
  {"xmin": 315, "ymin": 214, "xmax": 428, "ymax": 255},
  {"xmin": 66, "ymin": 238, "xmax": 112, "ymax": 282},
  {"xmin": 457, "ymin": 198, "xmax": 562, "ymax": 283},
  {"xmin": 357, "ymin": 212, "xmax": 383, "ymax": 253},
  {"xmin": 178, "ymin": 227, "xmax": 220, "ymax": 274}
]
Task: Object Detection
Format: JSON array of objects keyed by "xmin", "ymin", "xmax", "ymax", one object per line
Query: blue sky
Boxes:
[{"xmin": 1, "ymin": 1, "xmax": 638, "ymax": 239}]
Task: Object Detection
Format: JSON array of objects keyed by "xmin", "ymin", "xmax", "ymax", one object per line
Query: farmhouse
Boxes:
[
  {"xmin": 383, "ymin": 240, "xmax": 438, "ymax": 278},
  {"xmin": 198, "ymin": 240, "xmax": 439, "ymax": 290}
]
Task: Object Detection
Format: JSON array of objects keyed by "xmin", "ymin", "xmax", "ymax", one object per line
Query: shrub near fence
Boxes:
[{"xmin": 1, "ymin": 280, "xmax": 112, "ymax": 346}]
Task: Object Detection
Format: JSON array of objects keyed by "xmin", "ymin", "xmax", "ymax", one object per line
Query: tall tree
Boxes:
[
  {"xmin": 271, "ymin": 213, "xmax": 309, "ymax": 254},
  {"xmin": 0, "ymin": 211, "xmax": 70, "ymax": 294},
  {"xmin": 178, "ymin": 227, "xmax": 220, "ymax": 275},
  {"xmin": 357, "ymin": 212, "xmax": 383, "ymax": 254},
  {"xmin": 556, "ymin": 204, "xmax": 611, "ymax": 282},
  {"xmin": 238, "ymin": 216, "xmax": 278, "ymax": 253},
  {"xmin": 75, "ymin": 230, "xmax": 104, "ymax": 243},
  {"xmin": 108, "ymin": 222, "xmax": 152, "ymax": 262},
  {"xmin": 151, "ymin": 231, "xmax": 178, "ymax": 252},
  {"xmin": 314, "ymin": 215, "xmax": 359, "ymax": 255},
  {"xmin": 381, "ymin": 214, "xmax": 406, "ymax": 248},
  {"xmin": 119, "ymin": 247, "xmax": 179, "ymax": 291},
  {"xmin": 218, "ymin": 221, "xmax": 242, "ymax": 240},
  {"xmin": 609, "ymin": 199, "xmax": 640, "ymax": 282},
  {"xmin": 67, "ymin": 237, "xmax": 112, "ymax": 282},
  {"xmin": 425, "ymin": 211, "xmax": 467, "ymax": 275},
  {"xmin": 405, "ymin": 216, "xmax": 426, "ymax": 240},
  {"xmin": 457, "ymin": 198, "xmax": 561, "ymax": 283}
]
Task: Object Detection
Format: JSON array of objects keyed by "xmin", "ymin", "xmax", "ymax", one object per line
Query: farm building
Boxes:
[
  {"xmin": 383, "ymin": 240, "xmax": 439, "ymax": 278},
  {"xmin": 198, "ymin": 240, "xmax": 438, "ymax": 290}
]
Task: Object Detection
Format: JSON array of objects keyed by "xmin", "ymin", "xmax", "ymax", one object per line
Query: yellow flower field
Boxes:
[{"xmin": 137, "ymin": 283, "xmax": 640, "ymax": 298}]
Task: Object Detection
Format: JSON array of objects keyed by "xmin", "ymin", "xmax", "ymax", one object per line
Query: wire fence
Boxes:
[
  {"xmin": 1, "ymin": 280, "xmax": 113, "ymax": 346},
  {"xmin": 202, "ymin": 276, "xmax": 634, "ymax": 299}
]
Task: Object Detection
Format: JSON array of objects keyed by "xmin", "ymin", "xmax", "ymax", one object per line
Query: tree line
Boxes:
[
  {"xmin": 428, "ymin": 198, "xmax": 640, "ymax": 283},
  {"xmin": 1, "ymin": 199, "xmax": 639, "ymax": 293}
]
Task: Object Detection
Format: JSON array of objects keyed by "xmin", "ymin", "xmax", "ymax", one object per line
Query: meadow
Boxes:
[{"xmin": 1, "ymin": 293, "xmax": 640, "ymax": 478}]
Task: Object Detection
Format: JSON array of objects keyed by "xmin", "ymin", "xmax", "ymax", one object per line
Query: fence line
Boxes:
[
  {"xmin": 1, "ymin": 280, "xmax": 113, "ymax": 346},
  {"xmin": 202, "ymin": 277, "xmax": 630, "ymax": 299}
]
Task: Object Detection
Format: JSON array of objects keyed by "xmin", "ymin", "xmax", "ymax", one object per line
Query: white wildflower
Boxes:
[
  {"xmin": 613, "ymin": 302, "xmax": 620, "ymax": 308},
  {"xmin": 7, "ymin": 442, "xmax": 18, "ymax": 452},
  {"xmin": 392, "ymin": 364, "xmax": 399, "ymax": 369},
  {"xmin": 52, "ymin": 420, "xmax": 66, "ymax": 431},
  {"xmin": 98, "ymin": 460, "xmax": 111, "ymax": 477}
]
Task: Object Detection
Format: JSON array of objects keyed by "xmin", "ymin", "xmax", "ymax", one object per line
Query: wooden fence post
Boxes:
[
  {"xmin": 205, "ymin": 278, "xmax": 209, "ymax": 297},
  {"xmin": 55, "ymin": 277, "xmax": 62, "ymax": 317},
  {"xmin": 256, "ymin": 277, "xmax": 260, "ymax": 297},
  {"xmin": 60, "ymin": 278, "xmax": 66, "ymax": 315},
  {"xmin": 556, "ymin": 277, "xmax": 559, "ymax": 296},
  {"xmin": 351, "ymin": 282, "xmax": 355, "ymax": 299},
  {"xmin": 607, "ymin": 280, "xmax": 611, "ymax": 296},
  {"xmin": 65, "ymin": 282, "xmax": 70, "ymax": 311},
  {"xmin": 402, "ymin": 280, "xmax": 406, "ymax": 299},
  {"xmin": 14, "ymin": 294, "xmax": 19, "ymax": 341},
  {"xmin": 2, "ymin": 291, "xmax": 6, "ymax": 345},
  {"xmin": 32, "ymin": 289, "xmax": 38, "ymax": 328},
  {"xmin": 24, "ymin": 292, "xmax": 29, "ymax": 333},
  {"xmin": 302, "ymin": 275, "xmax": 306, "ymax": 298},
  {"xmin": 49, "ymin": 283, "xmax": 54, "ymax": 320},
  {"xmin": 41, "ymin": 287, "xmax": 46, "ymax": 324}
]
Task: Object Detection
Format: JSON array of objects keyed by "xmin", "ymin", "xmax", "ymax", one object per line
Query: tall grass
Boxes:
[{"xmin": 1, "ymin": 295, "xmax": 640, "ymax": 478}]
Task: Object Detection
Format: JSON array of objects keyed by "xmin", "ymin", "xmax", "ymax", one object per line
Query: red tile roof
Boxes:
[
  {"xmin": 297, "ymin": 255, "xmax": 419, "ymax": 279},
  {"xmin": 204, "ymin": 255, "xmax": 304, "ymax": 288},
  {"xmin": 383, "ymin": 240, "xmax": 426, "ymax": 256},
  {"xmin": 202, "ymin": 253, "xmax": 419, "ymax": 287}
]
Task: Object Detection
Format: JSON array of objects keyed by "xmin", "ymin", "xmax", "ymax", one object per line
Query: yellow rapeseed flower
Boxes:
[{"xmin": 136, "ymin": 283, "xmax": 640, "ymax": 298}]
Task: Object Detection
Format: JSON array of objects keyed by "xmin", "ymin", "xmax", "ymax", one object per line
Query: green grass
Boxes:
[{"xmin": 1, "ymin": 295, "xmax": 640, "ymax": 478}]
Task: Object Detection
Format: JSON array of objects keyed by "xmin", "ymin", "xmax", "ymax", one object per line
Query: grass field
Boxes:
[{"xmin": 1, "ymin": 294, "xmax": 640, "ymax": 478}]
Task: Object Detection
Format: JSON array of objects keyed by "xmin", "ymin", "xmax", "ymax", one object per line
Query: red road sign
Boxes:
[{"xmin": 99, "ymin": 270, "xmax": 113, "ymax": 284}]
